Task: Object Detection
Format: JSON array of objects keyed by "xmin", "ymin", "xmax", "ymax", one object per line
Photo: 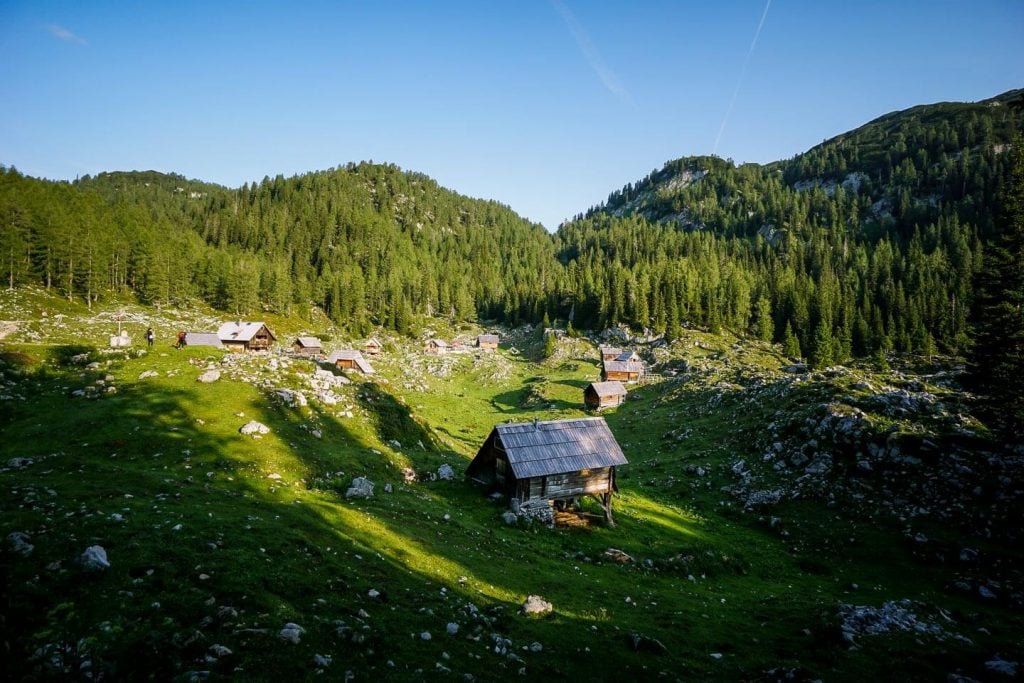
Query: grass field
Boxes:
[{"xmin": 1, "ymin": 288, "xmax": 1021, "ymax": 681}]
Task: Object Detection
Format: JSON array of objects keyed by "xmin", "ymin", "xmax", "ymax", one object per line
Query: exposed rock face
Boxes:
[
  {"xmin": 240, "ymin": 421, "xmax": 270, "ymax": 436},
  {"xmin": 521, "ymin": 595, "xmax": 553, "ymax": 617},
  {"xmin": 346, "ymin": 477, "xmax": 374, "ymax": 499}
]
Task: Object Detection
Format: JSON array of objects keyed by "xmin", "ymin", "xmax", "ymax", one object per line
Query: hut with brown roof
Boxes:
[
  {"xmin": 467, "ymin": 417, "xmax": 627, "ymax": 525},
  {"xmin": 327, "ymin": 349, "xmax": 375, "ymax": 375},
  {"xmin": 217, "ymin": 322, "xmax": 276, "ymax": 353},
  {"xmin": 292, "ymin": 337, "xmax": 323, "ymax": 359},
  {"xmin": 584, "ymin": 381, "xmax": 627, "ymax": 410}
]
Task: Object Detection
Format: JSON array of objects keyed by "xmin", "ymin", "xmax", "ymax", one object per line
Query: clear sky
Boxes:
[{"xmin": 1, "ymin": 1, "xmax": 1022, "ymax": 229}]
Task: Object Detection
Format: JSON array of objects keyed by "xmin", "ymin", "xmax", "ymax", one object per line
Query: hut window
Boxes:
[{"xmin": 580, "ymin": 469, "xmax": 590, "ymax": 476}]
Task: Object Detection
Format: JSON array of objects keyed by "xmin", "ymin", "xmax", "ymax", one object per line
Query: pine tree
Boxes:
[
  {"xmin": 782, "ymin": 322, "xmax": 802, "ymax": 359},
  {"xmin": 968, "ymin": 135, "xmax": 1024, "ymax": 433}
]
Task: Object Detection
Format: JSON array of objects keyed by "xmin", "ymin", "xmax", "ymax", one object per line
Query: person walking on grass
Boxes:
[{"xmin": 145, "ymin": 327, "xmax": 155, "ymax": 348}]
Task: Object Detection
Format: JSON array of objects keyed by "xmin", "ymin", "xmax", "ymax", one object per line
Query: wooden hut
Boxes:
[
  {"xmin": 476, "ymin": 334, "xmax": 499, "ymax": 351},
  {"xmin": 292, "ymin": 337, "xmax": 323, "ymax": 359},
  {"xmin": 327, "ymin": 349, "xmax": 375, "ymax": 375},
  {"xmin": 584, "ymin": 381, "xmax": 627, "ymax": 410},
  {"xmin": 425, "ymin": 339, "xmax": 448, "ymax": 355},
  {"xmin": 615, "ymin": 350, "xmax": 642, "ymax": 363},
  {"xmin": 184, "ymin": 332, "xmax": 223, "ymax": 348},
  {"xmin": 599, "ymin": 346, "xmax": 623, "ymax": 361},
  {"xmin": 217, "ymin": 322, "xmax": 276, "ymax": 353},
  {"xmin": 467, "ymin": 417, "xmax": 628, "ymax": 525},
  {"xmin": 601, "ymin": 357, "xmax": 645, "ymax": 383},
  {"xmin": 364, "ymin": 338, "xmax": 383, "ymax": 356}
]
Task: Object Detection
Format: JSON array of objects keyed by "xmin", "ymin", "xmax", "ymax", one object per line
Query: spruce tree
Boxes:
[{"xmin": 968, "ymin": 135, "xmax": 1024, "ymax": 433}]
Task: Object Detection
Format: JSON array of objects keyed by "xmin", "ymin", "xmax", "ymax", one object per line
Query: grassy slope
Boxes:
[{"xmin": 1, "ymin": 288, "xmax": 1021, "ymax": 681}]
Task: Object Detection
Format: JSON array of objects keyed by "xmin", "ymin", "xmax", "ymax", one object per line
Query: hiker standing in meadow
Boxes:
[
  {"xmin": 176, "ymin": 330, "xmax": 186, "ymax": 349},
  {"xmin": 145, "ymin": 327, "xmax": 155, "ymax": 347}
]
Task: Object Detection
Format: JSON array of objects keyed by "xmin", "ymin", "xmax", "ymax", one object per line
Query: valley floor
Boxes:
[{"xmin": 1, "ymin": 288, "xmax": 1022, "ymax": 681}]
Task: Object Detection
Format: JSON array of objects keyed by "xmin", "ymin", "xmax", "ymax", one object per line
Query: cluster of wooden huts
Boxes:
[
  {"xmin": 424, "ymin": 333, "xmax": 500, "ymax": 355},
  {"xmin": 184, "ymin": 321, "xmax": 278, "ymax": 352}
]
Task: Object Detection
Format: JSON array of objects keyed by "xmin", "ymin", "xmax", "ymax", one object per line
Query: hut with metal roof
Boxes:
[
  {"xmin": 599, "ymin": 346, "xmax": 623, "ymax": 361},
  {"xmin": 327, "ymin": 349, "xmax": 375, "ymax": 375},
  {"xmin": 292, "ymin": 337, "xmax": 323, "ymax": 359},
  {"xmin": 467, "ymin": 417, "xmax": 627, "ymax": 525},
  {"xmin": 476, "ymin": 333, "xmax": 499, "ymax": 351},
  {"xmin": 584, "ymin": 381, "xmax": 627, "ymax": 410},
  {"xmin": 217, "ymin": 321, "xmax": 276, "ymax": 353}
]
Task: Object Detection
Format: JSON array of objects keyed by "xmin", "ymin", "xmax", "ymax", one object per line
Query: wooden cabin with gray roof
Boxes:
[
  {"xmin": 467, "ymin": 417, "xmax": 627, "ymax": 525},
  {"xmin": 291, "ymin": 336, "xmax": 323, "ymax": 359},
  {"xmin": 218, "ymin": 321, "xmax": 276, "ymax": 353},
  {"xmin": 584, "ymin": 381, "xmax": 627, "ymax": 410},
  {"xmin": 327, "ymin": 349, "xmax": 375, "ymax": 375}
]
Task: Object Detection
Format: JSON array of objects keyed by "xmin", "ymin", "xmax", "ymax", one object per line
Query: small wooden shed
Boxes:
[
  {"xmin": 364, "ymin": 338, "xmax": 383, "ymax": 356},
  {"xmin": 425, "ymin": 339, "xmax": 448, "ymax": 355},
  {"xmin": 584, "ymin": 381, "xmax": 627, "ymax": 410},
  {"xmin": 327, "ymin": 349, "xmax": 375, "ymax": 375},
  {"xmin": 467, "ymin": 417, "xmax": 628, "ymax": 525},
  {"xmin": 615, "ymin": 350, "xmax": 641, "ymax": 363},
  {"xmin": 218, "ymin": 322, "xmax": 276, "ymax": 353},
  {"xmin": 292, "ymin": 337, "xmax": 323, "ymax": 358},
  {"xmin": 599, "ymin": 346, "xmax": 623, "ymax": 361},
  {"xmin": 184, "ymin": 332, "xmax": 223, "ymax": 348},
  {"xmin": 477, "ymin": 334, "xmax": 499, "ymax": 351},
  {"xmin": 601, "ymin": 358, "xmax": 645, "ymax": 383}
]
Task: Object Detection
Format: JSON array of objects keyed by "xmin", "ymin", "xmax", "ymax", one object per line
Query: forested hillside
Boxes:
[
  {"xmin": 1, "ymin": 90, "xmax": 1022, "ymax": 367},
  {"xmin": 564, "ymin": 89, "xmax": 1024, "ymax": 362}
]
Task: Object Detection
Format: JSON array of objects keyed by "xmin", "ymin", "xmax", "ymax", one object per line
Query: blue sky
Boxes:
[{"xmin": 1, "ymin": 1, "xmax": 1022, "ymax": 229}]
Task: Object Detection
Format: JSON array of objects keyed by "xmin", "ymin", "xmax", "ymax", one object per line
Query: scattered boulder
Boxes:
[
  {"xmin": 629, "ymin": 632, "xmax": 667, "ymax": 654},
  {"xmin": 240, "ymin": 421, "xmax": 270, "ymax": 437},
  {"xmin": 5, "ymin": 457, "xmax": 33, "ymax": 469},
  {"xmin": 279, "ymin": 623, "xmax": 304, "ymax": 644},
  {"xmin": 138, "ymin": 370, "xmax": 159, "ymax": 380},
  {"xmin": 7, "ymin": 531, "xmax": 34, "ymax": 556},
  {"xmin": 197, "ymin": 370, "xmax": 221, "ymax": 384},
  {"xmin": 446, "ymin": 622, "xmax": 459, "ymax": 635},
  {"xmin": 79, "ymin": 545, "xmax": 110, "ymax": 571},
  {"xmin": 313, "ymin": 654, "xmax": 332, "ymax": 668},
  {"xmin": 346, "ymin": 477, "xmax": 374, "ymax": 499},
  {"xmin": 401, "ymin": 467, "xmax": 418, "ymax": 483},
  {"xmin": 604, "ymin": 548, "xmax": 634, "ymax": 564},
  {"xmin": 521, "ymin": 595, "xmax": 553, "ymax": 618},
  {"xmin": 437, "ymin": 464, "xmax": 455, "ymax": 481},
  {"xmin": 501, "ymin": 511, "xmax": 518, "ymax": 526},
  {"xmin": 986, "ymin": 657, "xmax": 1019, "ymax": 677}
]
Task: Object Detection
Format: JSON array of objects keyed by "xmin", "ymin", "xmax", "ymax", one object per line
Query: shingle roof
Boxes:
[
  {"xmin": 490, "ymin": 417, "xmax": 628, "ymax": 479},
  {"xmin": 184, "ymin": 332, "xmax": 223, "ymax": 348},
  {"xmin": 587, "ymin": 381, "xmax": 627, "ymax": 398},
  {"xmin": 429, "ymin": 339, "xmax": 448, "ymax": 347},
  {"xmin": 599, "ymin": 346, "xmax": 623, "ymax": 357},
  {"xmin": 365, "ymin": 338, "xmax": 382, "ymax": 347},
  {"xmin": 327, "ymin": 349, "xmax": 375, "ymax": 374},
  {"xmin": 295, "ymin": 337, "xmax": 321, "ymax": 348},
  {"xmin": 478, "ymin": 334, "xmax": 499, "ymax": 344},
  {"xmin": 602, "ymin": 359, "xmax": 645, "ymax": 374},
  {"xmin": 218, "ymin": 321, "xmax": 275, "ymax": 342}
]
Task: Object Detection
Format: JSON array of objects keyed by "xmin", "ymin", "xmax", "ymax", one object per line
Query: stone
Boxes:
[
  {"xmin": 604, "ymin": 548, "xmax": 634, "ymax": 564},
  {"xmin": 521, "ymin": 595, "xmax": 552, "ymax": 618},
  {"xmin": 346, "ymin": 477, "xmax": 374, "ymax": 499},
  {"xmin": 437, "ymin": 464, "xmax": 455, "ymax": 481},
  {"xmin": 629, "ymin": 632, "xmax": 668, "ymax": 655},
  {"xmin": 80, "ymin": 545, "xmax": 110, "ymax": 571},
  {"xmin": 7, "ymin": 531, "xmax": 34, "ymax": 556},
  {"xmin": 446, "ymin": 622, "xmax": 459, "ymax": 635},
  {"xmin": 420, "ymin": 631, "xmax": 432, "ymax": 641},
  {"xmin": 138, "ymin": 370, "xmax": 159, "ymax": 379},
  {"xmin": 314, "ymin": 654, "xmax": 332, "ymax": 667},
  {"xmin": 401, "ymin": 467, "xmax": 418, "ymax": 483},
  {"xmin": 501, "ymin": 511, "xmax": 518, "ymax": 526},
  {"xmin": 240, "ymin": 421, "xmax": 270, "ymax": 437},
  {"xmin": 6, "ymin": 457, "xmax": 34, "ymax": 469},
  {"xmin": 209, "ymin": 644, "xmax": 232, "ymax": 658},
  {"xmin": 985, "ymin": 657, "xmax": 1018, "ymax": 676},
  {"xmin": 279, "ymin": 623, "xmax": 304, "ymax": 644},
  {"xmin": 197, "ymin": 370, "xmax": 221, "ymax": 383}
]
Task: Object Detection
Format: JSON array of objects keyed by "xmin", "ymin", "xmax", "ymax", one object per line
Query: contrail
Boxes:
[
  {"xmin": 551, "ymin": 0, "xmax": 634, "ymax": 106},
  {"xmin": 713, "ymin": 0, "xmax": 772, "ymax": 155}
]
